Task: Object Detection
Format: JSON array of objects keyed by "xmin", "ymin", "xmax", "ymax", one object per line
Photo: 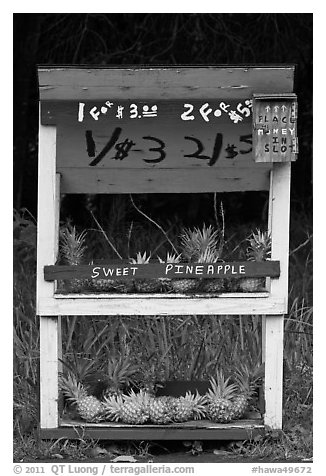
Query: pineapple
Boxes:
[
  {"xmin": 103, "ymin": 355, "xmax": 137, "ymax": 398},
  {"xmin": 130, "ymin": 251, "xmax": 161, "ymax": 293},
  {"xmin": 101, "ymin": 393, "xmax": 124, "ymax": 422},
  {"xmin": 110, "ymin": 256, "xmax": 135, "ymax": 293},
  {"xmin": 230, "ymin": 375, "xmax": 251, "ymax": 420},
  {"xmin": 173, "ymin": 224, "xmax": 222, "ymax": 294},
  {"xmin": 231, "ymin": 363, "xmax": 264, "ymax": 420},
  {"xmin": 148, "ymin": 396, "xmax": 173, "ymax": 424},
  {"xmin": 92, "ymin": 275, "xmax": 115, "ymax": 292},
  {"xmin": 180, "ymin": 225, "xmax": 220, "ymax": 261},
  {"xmin": 239, "ymin": 229, "xmax": 271, "ymax": 292},
  {"xmin": 120, "ymin": 390, "xmax": 150, "ymax": 424},
  {"xmin": 172, "ymin": 391, "xmax": 206, "ymax": 422},
  {"xmin": 112, "ymin": 279, "xmax": 135, "ymax": 293},
  {"xmin": 59, "ymin": 372, "xmax": 104, "ymax": 422},
  {"xmin": 59, "ymin": 225, "xmax": 90, "ymax": 292},
  {"xmin": 205, "ymin": 370, "xmax": 237, "ymax": 423},
  {"xmin": 61, "ymin": 354, "xmax": 102, "ymax": 397},
  {"xmin": 87, "ymin": 260, "xmax": 115, "ymax": 292},
  {"xmin": 103, "ymin": 390, "xmax": 150, "ymax": 425},
  {"xmin": 157, "ymin": 252, "xmax": 182, "ymax": 292},
  {"xmin": 198, "ymin": 248, "xmax": 225, "ymax": 293},
  {"xmin": 170, "ymin": 278, "xmax": 198, "ymax": 293}
]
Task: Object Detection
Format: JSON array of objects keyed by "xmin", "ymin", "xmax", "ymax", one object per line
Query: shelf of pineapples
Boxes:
[
  {"xmin": 59, "ymin": 364, "xmax": 263, "ymax": 426},
  {"xmin": 57, "ymin": 224, "xmax": 271, "ymax": 295}
]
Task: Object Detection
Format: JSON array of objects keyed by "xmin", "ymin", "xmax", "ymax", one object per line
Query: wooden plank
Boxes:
[
  {"xmin": 39, "ymin": 67, "xmax": 292, "ymax": 195},
  {"xmin": 36, "ymin": 123, "xmax": 57, "ymax": 312},
  {"xmin": 54, "ymin": 292, "xmax": 270, "ymax": 298},
  {"xmin": 44, "ymin": 260, "xmax": 280, "ymax": 281},
  {"xmin": 43, "ymin": 98, "xmax": 256, "ymax": 127},
  {"xmin": 37, "ymin": 122, "xmax": 60, "ymax": 429},
  {"xmin": 253, "ymin": 94, "xmax": 298, "ymax": 162},
  {"xmin": 261, "ymin": 316, "xmax": 266, "ymax": 364},
  {"xmin": 38, "ymin": 295, "xmax": 287, "ymax": 316},
  {"xmin": 59, "ymin": 166, "xmax": 271, "ymax": 193},
  {"xmin": 38, "ymin": 66, "xmax": 295, "ymax": 100},
  {"xmin": 269, "ymin": 163, "xmax": 291, "ymax": 306},
  {"xmin": 263, "ymin": 163, "xmax": 291, "ymax": 430},
  {"xmin": 51, "ymin": 96, "xmax": 272, "ymax": 194},
  {"xmin": 40, "ymin": 419, "xmax": 265, "ymax": 440},
  {"xmin": 54, "ymin": 104, "xmax": 255, "ymax": 168},
  {"xmin": 264, "ymin": 315, "xmax": 284, "ymax": 429},
  {"xmin": 39, "ymin": 316, "xmax": 59, "ymax": 428},
  {"xmin": 62, "ymin": 418, "xmax": 263, "ymax": 428},
  {"xmin": 54, "ymin": 173, "xmax": 61, "ymax": 258}
]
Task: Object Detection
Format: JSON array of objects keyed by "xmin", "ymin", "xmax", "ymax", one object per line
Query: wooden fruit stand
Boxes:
[{"xmin": 37, "ymin": 65, "xmax": 297, "ymax": 440}]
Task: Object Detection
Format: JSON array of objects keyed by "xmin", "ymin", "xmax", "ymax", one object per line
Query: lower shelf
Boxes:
[{"xmin": 40, "ymin": 419, "xmax": 265, "ymax": 440}]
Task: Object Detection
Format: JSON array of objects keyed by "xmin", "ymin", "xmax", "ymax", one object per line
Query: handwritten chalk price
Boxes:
[
  {"xmin": 181, "ymin": 100, "xmax": 252, "ymax": 123},
  {"xmin": 78, "ymin": 102, "xmax": 158, "ymax": 122}
]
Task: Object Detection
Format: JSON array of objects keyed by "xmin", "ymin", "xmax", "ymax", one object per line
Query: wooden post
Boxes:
[
  {"xmin": 264, "ymin": 163, "xmax": 291, "ymax": 429},
  {"xmin": 37, "ymin": 123, "xmax": 60, "ymax": 428},
  {"xmin": 54, "ymin": 173, "xmax": 62, "ymax": 375}
]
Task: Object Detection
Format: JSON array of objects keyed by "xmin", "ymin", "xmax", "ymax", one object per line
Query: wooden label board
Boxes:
[
  {"xmin": 41, "ymin": 99, "xmax": 270, "ymax": 194},
  {"xmin": 37, "ymin": 66, "xmax": 296, "ymax": 194},
  {"xmin": 44, "ymin": 261, "xmax": 280, "ymax": 281},
  {"xmin": 253, "ymin": 94, "xmax": 298, "ymax": 162}
]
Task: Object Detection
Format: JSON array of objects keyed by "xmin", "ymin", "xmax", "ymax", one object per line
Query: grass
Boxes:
[{"xmin": 13, "ymin": 197, "xmax": 313, "ymax": 462}]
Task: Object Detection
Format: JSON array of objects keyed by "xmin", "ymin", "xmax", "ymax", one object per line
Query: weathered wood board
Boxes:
[
  {"xmin": 41, "ymin": 418, "xmax": 265, "ymax": 440},
  {"xmin": 38, "ymin": 66, "xmax": 295, "ymax": 194},
  {"xmin": 44, "ymin": 98, "xmax": 271, "ymax": 193},
  {"xmin": 38, "ymin": 295, "xmax": 287, "ymax": 316},
  {"xmin": 38, "ymin": 66, "xmax": 295, "ymax": 101},
  {"xmin": 253, "ymin": 94, "xmax": 298, "ymax": 162},
  {"xmin": 44, "ymin": 260, "xmax": 280, "ymax": 281}
]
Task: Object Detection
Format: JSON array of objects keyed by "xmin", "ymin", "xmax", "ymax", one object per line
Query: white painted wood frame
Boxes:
[
  {"xmin": 39, "ymin": 295, "xmax": 285, "ymax": 316},
  {"xmin": 36, "ymin": 67, "xmax": 293, "ymax": 432},
  {"xmin": 263, "ymin": 163, "xmax": 291, "ymax": 429},
  {"xmin": 37, "ymin": 122, "xmax": 60, "ymax": 429}
]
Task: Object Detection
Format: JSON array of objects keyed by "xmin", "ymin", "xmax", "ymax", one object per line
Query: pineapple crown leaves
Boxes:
[
  {"xmin": 102, "ymin": 393, "xmax": 124, "ymax": 421},
  {"xmin": 105, "ymin": 355, "xmax": 138, "ymax": 389},
  {"xmin": 103, "ymin": 393, "xmax": 124, "ymax": 407},
  {"xmin": 246, "ymin": 229, "xmax": 271, "ymax": 262},
  {"xmin": 207, "ymin": 370, "xmax": 238, "ymax": 401},
  {"xmin": 129, "ymin": 251, "xmax": 151, "ymax": 264},
  {"xmin": 59, "ymin": 356, "xmax": 98, "ymax": 384},
  {"xmin": 157, "ymin": 252, "xmax": 182, "ymax": 263},
  {"xmin": 197, "ymin": 247, "xmax": 221, "ymax": 264},
  {"xmin": 59, "ymin": 371, "xmax": 90, "ymax": 404},
  {"xmin": 123, "ymin": 388, "xmax": 151, "ymax": 405},
  {"xmin": 180, "ymin": 391, "xmax": 207, "ymax": 419},
  {"xmin": 179, "ymin": 224, "xmax": 221, "ymax": 261},
  {"xmin": 60, "ymin": 224, "xmax": 87, "ymax": 265},
  {"xmin": 232, "ymin": 362, "xmax": 265, "ymax": 397}
]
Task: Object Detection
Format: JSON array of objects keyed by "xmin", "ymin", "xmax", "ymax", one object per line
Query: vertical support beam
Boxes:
[
  {"xmin": 261, "ymin": 317, "xmax": 266, "ymax": 363},
  {"xmin": 264, "ymin": 315, "xmax": 284, "ymax": 428},
  {"xmin": 36, "ymin": 123, "xmax": 58, "ymax": 312},
  {"xmin": 37, "ymin": 122, "xmax": 59, "ymax": 428},
  {"xmin": 262, "ymin": 168, "xmax": 275, "ymax": 364},
  {"xmin": 39, "ymin": 317, "xmax": 59, "ymax": 428},
  {"xmin": 269, "ymin": 163, "xmax": 291, "ymax": 306},
  {"xmin": 264, "ymin": 163, "xmax": 291, "ymax": 429},
  {"xmin": 54, "ymin": 173, "xmax": 63, "ymax": 375}
]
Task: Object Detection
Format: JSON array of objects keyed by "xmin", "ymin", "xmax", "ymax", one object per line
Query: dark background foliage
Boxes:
[{"xmin": 13, "ymin": 13, "xmax": 312, "ymax": 215}]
